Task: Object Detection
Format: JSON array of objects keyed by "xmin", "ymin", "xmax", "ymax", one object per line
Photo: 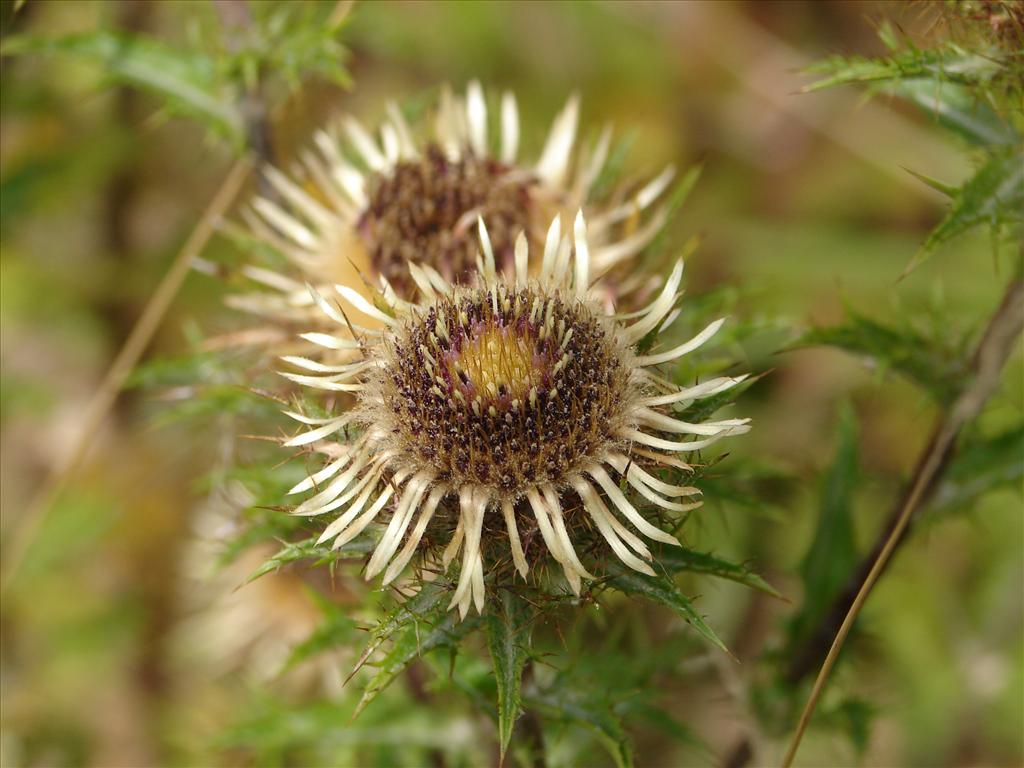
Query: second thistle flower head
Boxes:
[
  {"xmin": 282, "ymin": 213, "xmax": 749, "ymax": 617},
  {"xmin": 234, "ymin": 82, "xmax": 675, "ymax": 327}
]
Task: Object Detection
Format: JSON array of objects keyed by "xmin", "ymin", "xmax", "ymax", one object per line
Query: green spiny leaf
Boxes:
[
  {"xmin": 483, "ymin": 589, "xmax": 533, "ymax": 761},
  {"xmin": 907, "ymin": 147, "xmax": 1024, "ymax": 275},
  {"xmin": 799, "ymin": 307, "xmax": 968, "ymax": 404},
  {"xmin": 903, "ymin": 167, "xmax": 960, "ymax": 198},
  {"xmin": 348, "ymin": 581, "xmax": 449, "ymax": 684},
  {"xmin": 802, "ymin": 18, "xmax": 1020, "ymax": 147},
  {"xmin": 606, "ymin": 564, "xmax": 730, "ymax": 655},
  {"xmin": 885, "ymin": 78, "xmax": 1018, "ymax": 147},
  {"xmin": 247, "ymin": 535, "xmax": 375, "ymax": 583},
  {"xmin": 355, "ymin": 605, "xmax": 481, "ymax": 719},
  {"xmin": 804, "ymin": 43, "xmax": 1003, "ymax": 94},
  {"xmin": 233, "ymin": 0, "xmax": 352, "ymax": 93},
  {"xmin": 654, "ymin": 544, "xmax": 782, "ymax": 598}
]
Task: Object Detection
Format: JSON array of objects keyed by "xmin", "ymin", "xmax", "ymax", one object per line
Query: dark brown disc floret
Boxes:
[
  {"xmin": 358, "ymin": 144, "xmax": 536, "ymax": 296},
  {"xmin": 377, "ymin": 285, "xmax": 631, "ymax": 493}
]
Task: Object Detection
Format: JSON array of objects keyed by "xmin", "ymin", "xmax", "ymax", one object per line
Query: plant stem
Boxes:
[
  {"xmin": 212, "ymin": 0, "xmax": 275, "ymax": 169},
  {"xmin": 519, "ymin": 660, "xmax": 547, "ymax": 768},
  {"xmin": 781, "ymin": 273, "xmax": 1024, "ymax": 766},
  {"xmin": 519, "ymin": 709, "xmax": 547, "ymax": 768},
  {"xmin": 404, "ymin": 660, "xmax": 447, "ymax": 768}
]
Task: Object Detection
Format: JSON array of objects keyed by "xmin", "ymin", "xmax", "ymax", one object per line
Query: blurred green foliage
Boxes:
[
  {"xmin": 1, "ymin": 30, "xmax": 248, "ymax": 141},
  {"xmin": 805, "ymin": 11, "xmax": 1023, "ymax": 274}
]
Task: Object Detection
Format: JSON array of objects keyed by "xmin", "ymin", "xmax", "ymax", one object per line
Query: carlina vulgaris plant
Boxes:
[
  {"xmin": 278, "ymin": 211, "xmax": 750, "ymax": 617},
  {"xmin": 227, "ymin": 81, "xmax": 681, "ymax": 338},
  {"xmin": 184, "ymin": 81, "xmax": 699, "ymax": 686}
]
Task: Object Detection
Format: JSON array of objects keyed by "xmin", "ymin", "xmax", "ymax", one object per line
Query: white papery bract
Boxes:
[{"xmin": 281, "ymin": 213, "xmax": 749, "ymax": 617}]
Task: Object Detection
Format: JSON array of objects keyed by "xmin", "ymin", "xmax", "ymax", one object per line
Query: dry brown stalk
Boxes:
[
  {"xmin": 1, "ymin": 157, "xmax": 252, "ymax": 593},
  {"xmin": 781, "ymin": 274, "xmax": 1024, "ymax": 767}
]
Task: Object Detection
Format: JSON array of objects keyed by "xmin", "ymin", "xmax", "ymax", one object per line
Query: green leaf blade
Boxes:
[
  {"xmin": 483, "ymin": 590, "xmax": 533, "ymax": 761},
  {"xmin": 887, "ymin": 78, "xmax": 1019, "ymax": 147},
  {"xmin": 247, "ymin": 535, "xmax": 375, "ymax": 583},
  {"xmin": 607, "ymin": 565, "xmax": 730, "ymax": 655},
  {"xmin": 799, "ymin": 307, "xmax": 968, "ymax": 404},
  {"xmin": 654, "ymin": 545, "xmax": 781, "ymax": 598},
  {"xmin": 907, "ymin": 147, "xmax": 1024, "ymax": 274},
  {"xmin": 930, "ymin": 424, "xmax": 1024, "ymax": 517},
  {"xmin": 355, "ymin": 606, "xmax": 481, "ymax": 719},
  {"xmin": 787, "ymin": 404, "xmax": 860, "ymax": 650}
]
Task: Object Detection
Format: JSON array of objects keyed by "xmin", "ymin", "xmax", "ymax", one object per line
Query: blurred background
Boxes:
[{"xmin": 1, "ymin": 1, "xmax": 1021, "ymax": 766}]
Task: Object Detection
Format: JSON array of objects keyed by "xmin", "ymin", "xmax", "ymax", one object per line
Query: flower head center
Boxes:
[
  {"xmin": 445, "ymin": 325, "xmax": 551, "ymax": 405},
  {"xmin": 376, "ymin": 285, "xmax": 629, "ymax": 492},
  {"xmin": 359, "ymin": 144, "xmax": 535, "ymax": 296}
]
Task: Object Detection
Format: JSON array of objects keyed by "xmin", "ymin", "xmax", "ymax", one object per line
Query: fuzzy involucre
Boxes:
[{"xmin": 280, "ymin": 213, "xmax": 750, "ymax": 617}]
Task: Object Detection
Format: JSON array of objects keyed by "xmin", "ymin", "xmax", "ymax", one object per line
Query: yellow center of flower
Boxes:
[{"xmin": 446, "ymin": 326, "xmax": 540, "ymax": 402}]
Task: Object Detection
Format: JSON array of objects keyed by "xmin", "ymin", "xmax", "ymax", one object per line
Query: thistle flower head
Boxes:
[
  {"xmin": 282, "ymin": 213, "xmax": 749, "ymax": 617},
  {"xmin": 233, "ymin": 82, "xmax": 676, "ymax": 326}
]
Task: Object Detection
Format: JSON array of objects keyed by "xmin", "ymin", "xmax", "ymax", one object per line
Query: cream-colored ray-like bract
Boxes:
[{"xmin": 281, "ymin": 212, "xmax": 748, "ymax": 618}]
